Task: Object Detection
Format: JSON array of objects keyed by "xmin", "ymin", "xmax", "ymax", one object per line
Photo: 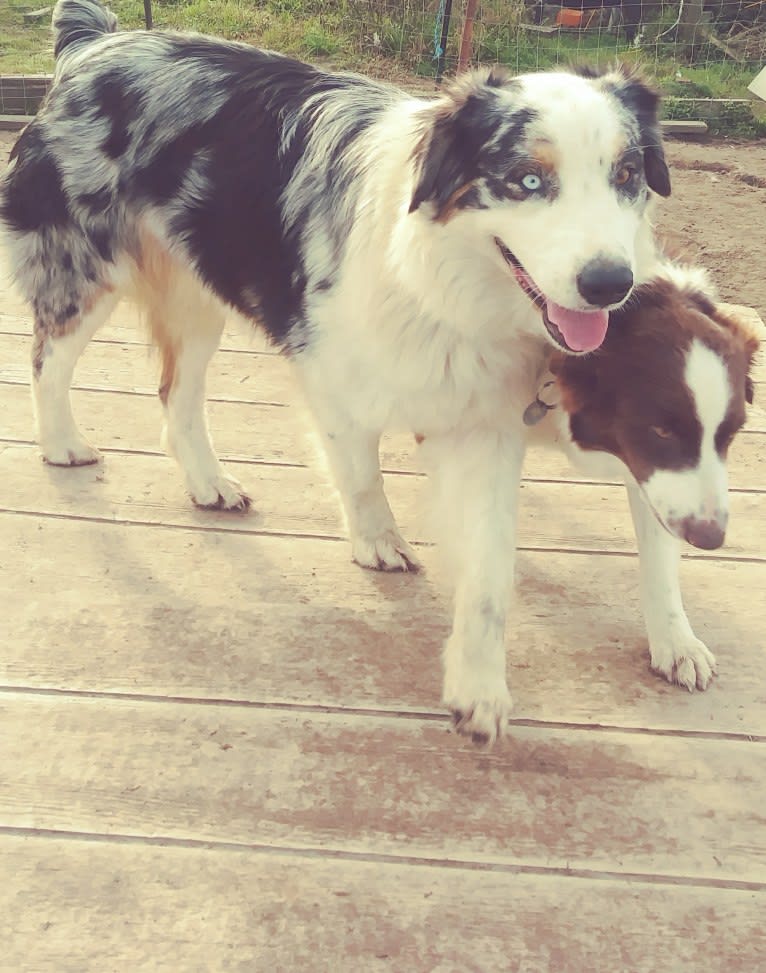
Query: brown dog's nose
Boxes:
[
  {"xmin": 577, "ymin": 259, "xmax": 633, "ymax": 307},
  {"xmin": 682, "ymin": 517, "xmax": 726, "ymax": 550}
]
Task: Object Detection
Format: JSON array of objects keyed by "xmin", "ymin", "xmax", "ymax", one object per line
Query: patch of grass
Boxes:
[
  {"xmin": 1, "ymin": 0, "xmax": 764, "ymax": 136},
  {"xmin": 0, "ymin": 0, "xmax": 54, "ymax": 73},
  {"xmin": 663, "ymin": 95, "xmax": 766, "ymax": 137},
  {"xmin": 301, "ymin": 21, "xmax": 341, "ymax": 57}
]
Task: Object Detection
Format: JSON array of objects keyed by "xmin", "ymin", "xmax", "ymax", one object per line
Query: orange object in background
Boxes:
[{"xmin": 556, "ymin": 8, "xmax": 584, "ymax": 26}]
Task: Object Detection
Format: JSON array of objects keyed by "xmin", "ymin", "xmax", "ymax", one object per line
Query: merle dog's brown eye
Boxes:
[
  {"xmin": 615, "ymin": 165, "xmax": 636, "ymax": 187},
  {"xmin": 651, "ymin": 425, "xmax": 674, "ymax": 440}
]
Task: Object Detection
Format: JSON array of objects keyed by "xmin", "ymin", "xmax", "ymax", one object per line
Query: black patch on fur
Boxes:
[
  {"xmin": 483, "ymin": 176, "xmax": 510, "ymax": 201},
  {"xmin": 608, "ymin": 71, "xmax": 671, "ymax": 198},
  {"xmin": 88, "ymin": 220, "xmax": 113, "ymax": 262},
  {"xmin": 570, "ymin": 64, "xmax": 601, "ymax": 80},
  {"xmin": 409, "ymin": 85, "xmax": 536, "ymax": 216},
  {"xmin": 56, "ymin": 302, "xmax": 78, "ymax": 325},
  {"xmin": 132, "ymin": 125, "xmax": 206, "ymax": 204},
  {"xmin": 745, "ymin": 375, "xmax": 755, "ymax": 405},
  {"xmin": 454, "ymin": 185, "xmax": 487, "ymax": 211},
  {"xmin": 0, "ymin": 126, "xmax": 70, "ymax": 232},
  {"xmin": 94, "ymin": 75, "xmax": 143, "ymax": 159},
  {"xmin": 78, "ymin": 187, "xmax": 112, "ymax": 211},
  {"xmin": 121, "ymin": 42, "xmax": 387, "ymax": 346}
]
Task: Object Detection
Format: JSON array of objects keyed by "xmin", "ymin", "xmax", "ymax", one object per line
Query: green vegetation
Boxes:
[{"xmin": 1, "ymin": 0, "xmax": 764, "ymax": 135}]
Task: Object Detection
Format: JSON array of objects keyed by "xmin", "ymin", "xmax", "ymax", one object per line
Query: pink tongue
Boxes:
[{"xmin": 546, "ymin": 301, "xmax": 609, "ymax": 352}]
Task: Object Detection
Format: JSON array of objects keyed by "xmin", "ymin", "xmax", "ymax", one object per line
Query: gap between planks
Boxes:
[
  {"xmin": 1, "ymin": 684, "xmax": 763, "ymax": 743},
  {"xmin": 2, "ymin": 825, "xmax": 763, "ymax": 893},
  {"xmin": 1, "ymin": 435, "xmax": 762, "ymax": 494},
  {"xmin": 0, "ymin": 505, "xmax": 763, "ymax": 564},
  {"xmin": 0, "ymin": 376, "xmax": 288, "ymax": 408}
]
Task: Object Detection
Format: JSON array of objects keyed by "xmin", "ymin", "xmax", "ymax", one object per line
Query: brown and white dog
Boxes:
[{"xmin": 522, "ymin": 262, "xmax": 761, "ymax": 698}]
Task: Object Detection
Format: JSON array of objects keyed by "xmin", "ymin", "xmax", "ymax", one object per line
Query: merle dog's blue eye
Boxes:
[{"xmin": 521, "ymin": 173, "xmax": 542, "ymax": 191}]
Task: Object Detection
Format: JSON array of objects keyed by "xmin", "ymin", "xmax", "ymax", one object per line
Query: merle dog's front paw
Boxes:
[
  {"xmin": 351, "ymin": 529, "xmax": 421, "ymax": 573},
  {"xmin": 443, "ymin": 672, "xmax": 512, "ymax": 746},
  {"xmin": 650, "ymin": 636, "xmax": 717, "ymax": 691}
]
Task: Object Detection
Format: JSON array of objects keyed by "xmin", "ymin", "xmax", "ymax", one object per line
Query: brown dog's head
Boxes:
[{"xmin": 551, "ymin": 272, "xmax": 762, "ymax": 549}]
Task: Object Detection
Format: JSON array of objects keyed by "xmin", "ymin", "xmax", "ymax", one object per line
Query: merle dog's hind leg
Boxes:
[
  {"xmin": 156, "ymin": 297, "xmax": 250, "ymax": 512},
  {"xmin": 32, "ymin": 289, "xmax": 119, "ymax": 466}
]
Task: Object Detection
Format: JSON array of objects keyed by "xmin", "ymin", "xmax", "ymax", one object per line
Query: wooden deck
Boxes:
[{"xmin": 1, "ymin": 287, "xmax": 765, "ymax": 971}]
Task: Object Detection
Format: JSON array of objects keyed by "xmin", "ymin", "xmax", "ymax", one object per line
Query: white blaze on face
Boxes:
[
  {"xmin": 486, "ymin": 73, "xmax": 645, "ymax": 313},
  {"xmin": 642, "ymin": 339, "xmax": 731, "ymax": 542}
]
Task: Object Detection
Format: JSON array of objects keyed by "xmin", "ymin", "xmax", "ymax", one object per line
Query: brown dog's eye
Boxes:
[
  {"xmin": 651, "ymin": 425, "xmax": 675, "ymax": 440},
  {"xmin": 615, "ymin": 165, "xmax": 636, "ymax": 187}
]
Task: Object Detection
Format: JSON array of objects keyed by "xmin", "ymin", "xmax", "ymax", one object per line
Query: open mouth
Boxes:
[{"xmin": 495, "ymin": 238, "xmax": 609, "ymax": 354}]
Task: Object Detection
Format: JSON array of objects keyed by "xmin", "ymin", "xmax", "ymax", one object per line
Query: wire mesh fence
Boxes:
[
  {"xmin": 340, "ymin": 0, "xmax": 765, "ymax": 83},
  {"xmin": 1, "ymin": 0, "xmax": 764, "ymax": 104}
]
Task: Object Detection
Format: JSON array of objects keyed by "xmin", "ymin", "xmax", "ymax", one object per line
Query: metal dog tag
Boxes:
[
  {"xmin": 523, "ymin": 399, "xmax": 552, "ymax": 426},
  {"xmin": 523, "ymin": 379, "xmax": 558, "ymax": 426}
]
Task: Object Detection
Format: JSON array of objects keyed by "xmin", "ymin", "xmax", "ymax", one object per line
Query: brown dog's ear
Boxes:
[
  {"xmin": 715, "ymin": 303, "xmax": 765, "ymax": 356},
  {"xmin": 715, "ymin": 301, "xmax": 764, "ymax": 406}
]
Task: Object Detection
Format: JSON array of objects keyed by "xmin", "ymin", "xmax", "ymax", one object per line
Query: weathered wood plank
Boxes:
[
  {"xmin": 1, "ymin": 515, "xmax": 764, "ymax": 734},
  {"xmin": 1, "ymin": 381, "xmax": 764, "ymax": 487},
  {"xmin": 0, "ymin": 114, "xmax": 33, "ymax": 132},
  {"xmin": 2, "ymin": 694, "xmax": 764, "ymax": 881},
  {"xmin": 0, "ymin": 301, "xmax": 275, "ymax": 354},
  {"xmin": 662, "ymin": 120, "xmax": 709, "ymax": 135},
  {"xmin": 0, "ymin": 443, "xmax": 763, "ymax": 561},
  {"xmin": 3, "ymin": 836, "xmax": 764, "ymax": 973},
  {"xmin": 0, "ymin": 332, "xmax": 289, "ymax": 403}
]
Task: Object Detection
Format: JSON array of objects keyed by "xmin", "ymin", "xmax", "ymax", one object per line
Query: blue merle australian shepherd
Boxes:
[{"xmin": 1, "ymin": 0, "xmax": 672, "ymax": 743}]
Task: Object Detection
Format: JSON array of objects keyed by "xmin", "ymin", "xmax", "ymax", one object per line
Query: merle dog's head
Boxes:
[{"xmin": 409, "ymin": 65, "xmax": 670, "ymax": 355}]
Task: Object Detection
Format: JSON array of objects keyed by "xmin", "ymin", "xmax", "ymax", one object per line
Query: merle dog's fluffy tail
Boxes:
[{"xmin": 52, "ymin": 0, "xmax": 117, "ymax": 60}]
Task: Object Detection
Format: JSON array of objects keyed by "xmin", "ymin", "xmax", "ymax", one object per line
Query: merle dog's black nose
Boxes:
[{"xmin": 577, "ymin": 259, "xmax": 634, "ymax": 307}]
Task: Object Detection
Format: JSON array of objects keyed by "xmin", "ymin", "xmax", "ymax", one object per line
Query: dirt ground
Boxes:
[
  {"xmin": 656, "ymin": 138, "xmax": 766, "ymax": 316},
  {"xmin": 1, "ymin": 131, "xmax": 765, "ymax": 315}
]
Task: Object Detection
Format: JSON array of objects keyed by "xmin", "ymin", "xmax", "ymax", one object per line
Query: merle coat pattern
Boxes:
[{"xmin": 1, "ymin": 0, "xmax": 673, "ymax": 743}]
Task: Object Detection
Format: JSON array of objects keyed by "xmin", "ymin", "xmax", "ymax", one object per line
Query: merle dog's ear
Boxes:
[
  {"xmin": 409, "ymin": 72, "xmax": 512, "ymax": 218},
  {"xmin": 611, "ymin": 70, "xmax": 671, "ymax": 198},
  {"xmin": 409, "ymin": 103, "xmax": 474, "ymax": 216}
]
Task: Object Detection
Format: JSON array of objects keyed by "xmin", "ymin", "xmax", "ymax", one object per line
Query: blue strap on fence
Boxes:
[{"xmin": 434, "ymin": 0, "xmax": 448, "ymax": 59}]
